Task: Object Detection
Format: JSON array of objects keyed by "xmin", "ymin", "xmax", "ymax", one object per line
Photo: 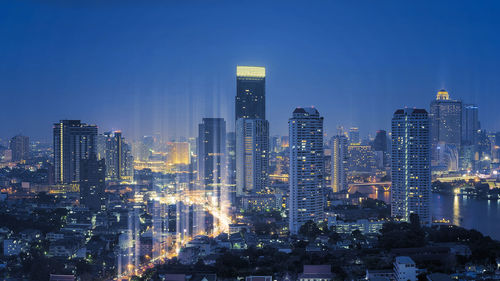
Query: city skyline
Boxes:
[
  {"xmin": 2, "ymin": 1, "xmax": 500, "ymax": 140},
  {"xmin": 2, "ymin": 2, "xmax": 500, "ymax": 280}
]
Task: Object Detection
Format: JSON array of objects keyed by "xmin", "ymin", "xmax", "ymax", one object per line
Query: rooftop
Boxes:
[
  {"xmin": 237, "ymin": 66, "xmax": 265, "ymax": 78},
  {"xmin": 395, "ymin": 256, "xmax": 415, "ymax": 265}
]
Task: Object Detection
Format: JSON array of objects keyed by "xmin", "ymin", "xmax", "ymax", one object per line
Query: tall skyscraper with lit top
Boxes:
[
  {"xmin": 391, "ymin": 108, "xmax": 431, "ymax": 226},
  {"xmin": 289, "ymin": 107, "xmax": 325, "ymax": 234},
  {"xmin": 235, "ymin": 66, "xmax": 269, "ymax": 197},
  {"xmin": 235, "ymin": 66, "xmax": 266, "ymax": 120}
]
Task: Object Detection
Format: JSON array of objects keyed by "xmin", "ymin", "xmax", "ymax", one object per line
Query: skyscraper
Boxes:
[
  {"xmin": 79, "ymin": 155, "xmax": 106, "ymax": 211},
  {"xmin": 289, "ymin": 107, "xmax": 325, "ymax": 234},
  {"xmin": 372, "ymin": 130, "xmax": 388, "ymax": 152},
  {"xmin": 235, "ymin": 66, "xmax": 265, "ymax": 120},
  {"xmin": 348, "ymin": 144, "xmax": 376, "ymax": 172},
  {"xmin": 226, "ymin": 132, "xmax": 237, "ymax": 205},
  {"xmin": 391, "ymin": 108, "xmax": 431, "ymax": 226},
  {"xmin": 101, "ymin": 131, "xmax": 133, "ymax": 181},
  {"xmin": 429, "ymin": 89, "xmax": 462, "ymax": 167},
  {"xmin": 235, "ymin": 118, "xmax": 269, "ymax": 196},
  {"xmin": 198, "ymin": 118, "xmax": 227, "ymax": 207},
  {"xmin": 331, "ymin": 135, "xmax": 348, "ymax": 193},
  {"xmin": 53, "ymin": 120, "xmax": 98, "ymax": 184},
  {"xmin": 9, "ymin": 135, "xmax": 30, "ymax": 162},
  {"xmin": 235, "ymin": 66, "xmax": 269, "ymax": 198},
  {"xmin": 373, "ymin": 130, "xmax": 389, "ymax": 168},
  {"xmin": 349, "ymin": 127, "xmax": 360, "ymax": 144},
  {"xmin": 226, "ymin": 132, "xmax": 237, "ymax": 186},
  {"xmin": 462, "ymin": 104, "xmax": 480, "ymax": 145},
  {"xmin": 167, "ymin": 142, "xmax": 190, "ymax": 165}
]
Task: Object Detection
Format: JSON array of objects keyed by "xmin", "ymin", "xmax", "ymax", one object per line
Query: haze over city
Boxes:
[
  {"xmin": 2, "ymin": 1, "xmax": 500, "ymax": 140},
  {"xmin": 1, "ymin": 2, "xmax": 500, "ymax": 281}
]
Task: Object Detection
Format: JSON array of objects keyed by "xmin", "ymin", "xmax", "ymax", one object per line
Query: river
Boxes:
[{"xmin": 349, "ymin": 186, "xmax": 500, "ymax": 240}]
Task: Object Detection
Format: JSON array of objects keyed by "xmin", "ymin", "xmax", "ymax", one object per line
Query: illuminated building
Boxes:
[
  {"xmin": 167, "ymin": 142, "xmax": 190, "ymax": 165},
  {"xmin": 100, "ymin": 131, "xmax": 133, "ymax": 181},
  {"xmin": 429, "ymin": 89, "xmax": 462, "ymax": 167},
  {"xmin": 331, "ymin": 135, "xmax": 348, "ymax": 193},
  {"xmin": 198, "ymin": 118, "xmax": 226, "ymax": 234},
  {"xmin": 53, "ymin": 120, "xmax": 98, "ymax": 184},
  {"xmin": 462, "ymin": 104, "xmax": 480, "ymax": 145},
  {"xmin": 349, "ymin": 127, "xmax": 360, "ymax": 144},
  {"xmin": 391, "ymin": 108, "xmax": 431, "ymax": 226},
  {"xmin": 235, "ymin": 66, "xmax": 270, "ymax": 199},
  {"xmin": 289, "ymin": 107, "xmax": 325, "ymax": 234},
  {"xmin": 281, "ymin": 136, "xmax": 289, "ymax": 149},
  {"xmin": 226, "ymin": 132, "xmax": 237, "ymax": 205},
  {"xmin": 236, "ymin": 118, "xmax": 269, "ymax": 196},
  {"xmin": 235, "ymin": 66, "xmax": 265, "ymax": 120},
  {"xmin": 347, "ymin": 144, "xmax": 376, "ymax": 173},
  {"xmin": 79, "ymin": 155, "xmax": 106, "ymax": 211},
  {"xmin": 9, "ymin": 135, "xmax": 30, "ymax": 162}
]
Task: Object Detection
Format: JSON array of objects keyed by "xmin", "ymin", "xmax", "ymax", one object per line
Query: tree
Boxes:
[{"xmin": 299, "ymin": 220, "xmax": 321, "ymax": 240}]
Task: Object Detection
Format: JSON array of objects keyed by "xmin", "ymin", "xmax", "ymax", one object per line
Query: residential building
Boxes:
[{"xmin": 289, "ymin": 107, "xmax": 325, "ymax": 234}]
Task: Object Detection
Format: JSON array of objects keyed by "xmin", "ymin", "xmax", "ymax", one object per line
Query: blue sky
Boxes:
[{"xmin": 1, "ymin": 0, "xmax": 500, "ymax": 141}]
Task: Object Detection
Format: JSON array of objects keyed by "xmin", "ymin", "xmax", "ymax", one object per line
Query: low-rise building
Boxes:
[
  {"xmin": 327, "ymin": 216, "xmax": 385, "ymax": 235},
  {"xmin": 394, "ymin": 256, "xmax": 417, "ymax": 281},
  {"xmin": 298, "ymin": 265, "xmax": 334, "ymax": 281}
]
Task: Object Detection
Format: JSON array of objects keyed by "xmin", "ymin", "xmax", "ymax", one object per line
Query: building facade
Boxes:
[
  {"xmin": 198, "ymin": 118, "xmax": 227, "ymax": 210},
  {"xmin": 79, "ymin": 156, "xmax": 106, "ymax": 211},
  {"xmin": 391, "ymin": 108, "xmax": 431, "ymax": 226},
  {"xmin": 289, "ymin": 107, "xmax": 325, "ymax": 234},
  {"xmin": 235, "ymin": 118, "xmax": 269, "ymax": 196},
  {"xmin": 53, "ymin": 120, "xmax": 98, "ymax": 184},
  {"xmin": 235, "ymin": 66, "xmax": 269, "ymax": 199},
  {"xmin": 331, "ymin": 135, "xmax": 348, "ymax": 193},
  {"xmin": 235, "ymin": 66, "xmax": 265, "ymax": 120},
  {"xmin": 429, "ymin": 89, "xmax": 462, "ymax": 167},
  {"xmin": 99, "ymin": 131, "xmax": 133, "ymax": 181},
  {"xmin": 9, "ymin": 135, "xmax": 30, "ymax": 162},
  {"xmin": 462, "ymin": 104, "xmax": 480, "ymax": 145}
]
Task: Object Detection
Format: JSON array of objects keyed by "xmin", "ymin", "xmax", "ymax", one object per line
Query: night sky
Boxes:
[{"xmin": 1, "ymin": 1, "xmax": 500, "ymax": 141}]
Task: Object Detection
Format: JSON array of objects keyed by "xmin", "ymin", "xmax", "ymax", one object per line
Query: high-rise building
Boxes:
[
  {"xmin": 348, "ymin": 144, "xmax": 376, "ymax": 172},
  {"xmin": 331, "ymin": 135, "xmax": 348, "ymax": 193},
  {"xmin": 462, "ymin": 104, "xmax": 480, "ymax": 145},
  {"xmin": 198, "ymin": 118, "xmax": 226, "ymax": 210},
  {"xmin": 235, "ymin": 65, "xmax": 269, "ymax": 199},
  {"xmin": 372, "ymin": 130, "xmax": 390, "ymax": 168},
  {"xmin": 235, "ymin": 66, "xmax": 265, "ymax": 120},
  {"xmin": 167, "ymin": 142, "xmax": 190, "ymax": 165},
  {"xmin": 53, "ymin": 120, "xmax": 98, "ymax": 184},
  {"xmin": 101, "ymin": 131, "xmax": 133, "ymax": 181},
  {"xmin": 79, "ymin": 155, "xmax": 106, "ymax": 211},
  {"xmin": 226, "ymin": 132, "xmax": 237, "ymax": 206},
  {"xmin": 429, "ymin": 89, "xmax": 462, "ymax": 167},
  {"xmin": 289, "ymin": 107, "xmax": 325, "ymax": 234},
  {"xmin": 391, "ymin": 108, "xmax": 431, "ymax": 226},
  {"xmin": 349, "ymin": 127, "xmax": 360, "ymax": 144},
  {"xmin": 236, "ymin": 118, "xmax": 269, "ymax": 196},
  {"xmin": 372, "ymin": 130, "xmax": 388, "ymax": 152},
  {"xmin": 9, "ymin": 135, "xmax": 30, "ymax": 162},
  {"xmin": 226, "ymin": 132, "xmax": 237, "ymax": 185}
]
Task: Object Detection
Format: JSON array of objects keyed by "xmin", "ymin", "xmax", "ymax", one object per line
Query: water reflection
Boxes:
[
  {"xmin": 349, "ymin": 185, "xmax": 500, "ymax": 240},
  {"xmin": 453, "ymin": 195, "xmax": 460, "ymax": 226}
]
